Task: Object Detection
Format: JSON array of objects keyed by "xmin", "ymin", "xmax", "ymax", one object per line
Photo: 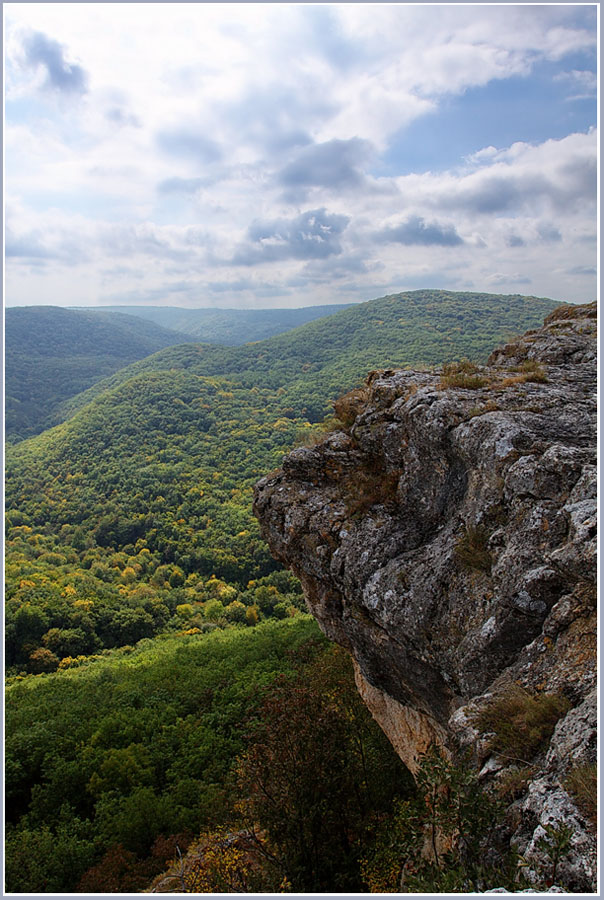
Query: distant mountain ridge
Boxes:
[
  {"xmin": 74, "ymin": 303, "xmax": 356, "ymax": 344},
  {"xmin": 5, "ymin": 305, "xmax": 195, "ymax": 441},
  {"xmin": 57, "ymin": 290, "xmax": 560, "ymax": 428}
]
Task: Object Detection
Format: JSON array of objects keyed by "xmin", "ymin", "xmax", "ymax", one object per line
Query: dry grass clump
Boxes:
[
  {"xmin": 496, "ymin": 766, "xmax": 536, "ymax": 800},
  {"xmin": 438, "ymin": 360, "xmax": 488, "ymax": 390},
  {"xmin": 294, "ymin": 418, "xmax": 341, "ymax": 447},
  {"xmin": 454, "ymin": 525, "xmax": 492, "ymax": 573},
  {"xmin": 544, "ymin": 301, "xmax": 597, "ymax": 323},
  {"xmin": 333, "ymin": 386, "xmax": 370, "ymax": 427},
  {"xmin": 510, "ymin": 359, "xmax": 548, "ymax": 383},
  {"xmin": 564, "ymin": 763, "xmax": 597, "ymax": 825},
  {"xmin": 474, "ymin": 686, "xmax": 571, "ymax": 763},
  {"xmin": 343, "ymin": 469, "xmax": 401, "ymax": 517}
]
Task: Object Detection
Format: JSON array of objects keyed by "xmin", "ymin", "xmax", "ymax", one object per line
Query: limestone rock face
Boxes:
[{"xmin": 253, "ymin": 302, "xmax": 597, "ymax": 891}]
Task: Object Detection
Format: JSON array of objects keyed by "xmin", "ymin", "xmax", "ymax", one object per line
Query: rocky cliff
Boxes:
[{"xmin": 254, "ymin": 302, "xmax": 597, "ymax": 891}]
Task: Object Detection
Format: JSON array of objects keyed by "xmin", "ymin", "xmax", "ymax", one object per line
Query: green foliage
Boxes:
[
  {"xmin": 474, "ymin": 686, "xmax": 571, "ymax": 763},
  {"xmin": 233, "ymin": 645, "xmax": 413, "ymax": 892},
  {"xmin": 5, "ymin": 621, "xmax": 414, "ymax": 894},
  {"xmin": 5, "ymin": 618, "xmax": 323, "ymax": 891},
  {"xmin": 6, "ymin": 306, "xmax": 195, "ymax": 440},
  {"xmin": 5, "ymin": 291, "xmax": 556, "ymax": 670},
  {"xmin": 89, "ymin": 302, "xmax": 356, "ymax": 344},
  {"xmin": 535, "ymin": 822, "xmax": 574, "ymax": 886},
  {"xmin": 4, "ymin": 289, "xmax": 562, "ymax": 893},
  {"xmin": 361, "ymin": 746, "xmax": 520, "ymax": 893}
]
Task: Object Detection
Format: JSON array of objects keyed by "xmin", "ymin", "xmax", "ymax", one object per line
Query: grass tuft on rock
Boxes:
[{"xmin": 474, "ymin": 686, "xmax": 571, "ymax": 763}]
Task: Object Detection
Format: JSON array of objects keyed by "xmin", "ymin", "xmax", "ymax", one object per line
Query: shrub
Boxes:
[
  {"xmin": 495, "ymin": 766, "xmax": 536, "ymax": 800},
  {"xmin": 333, "ymin": 386, "xmax": 370, "ymax": 426},
  {"xmin": 439, "ymin": 360, "xmax": 488, "ymax": 390},
  {"xmin": 360, "ymin": 745, "xmax": 519, "ymax": 893},
  {"xmin": 512, "ymin": 359, "xmax": 548, "ymax": 382},
  {"xmin": 454, "ymin": 525, "xmax": 492, "ymax": 573},
  {"xmin": 474, "ymin": 686, "xmax": 571, "ymax": 763},
  {"xmin": 343, "ymin": 469, "xmax": 400, "ymax": 517}
]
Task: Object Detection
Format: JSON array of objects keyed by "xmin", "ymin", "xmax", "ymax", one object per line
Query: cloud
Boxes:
[
  {"xmin": 554, "ymin": 69, "xmax": 597, "ymax": 99},
  {"xmin": 156, "ymin": 128, "xmax": 222, "ymax": 163},
  {"xmin": 486, "ymin": 272, "xmax": 532, "ymax": 287},
  {"xmin": 414, "ymin": 131, "xmax": 597, "ymax": 217},
  {"xmin": 506, "ymin": 233, "xmax": 525, "ymax": 248},
  {"xmin": 536, "ymin": 223, "xmax": 562, "ymax": 243},
  {"xmin": 157, "ymin": 177, "xmax": 208, "ymax": 195},
  {"xmin": 231, "ymin": 208, "xmax": 350, "ymax": 265},
  {"xmin": 5, "ymin": 225, "xmax": 89, "ymax": 266},
  {"xmin": 23, "ymin": 31, "xmax": 88, "ymax": 94},
  {"xmin": 567, "ymin": 265, "xmax": 596, "ymax": 276},
  {"xmin": 106, "ymin": 107, "xmax": 140, "ymax": 128},
  {"xmin": 377, "ymin": 215, "xmax": 464, "ymax": 246},
  {"xmin": 278, "ymin": 138, "xmax": 374, "ymax": 193}
]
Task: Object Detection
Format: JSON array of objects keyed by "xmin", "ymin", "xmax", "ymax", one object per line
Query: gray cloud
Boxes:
[
  {"xmin": 278, "ymin": 138, "xmax": 373, "ymax": 192},
  {"xmin": 377, "ymin": 215, "xmax": 464, "ymax": 246},
  {"xmin": 567, "ymin": 265, "xmax": 596, "ymax": 276},
  {"xmin": 232, "ymin": 208, "xmax": 350, "ymax": 266},
  {"xmin": 488, "ymin": 273, "xmax": 532, "ymax": 286},
  {"xmin": 157, "ymin": 176, "xmax": 208, "ymax": 194},
  {"xmin": 106, "ymin": 107, "xmax": 141, "ymax": 128},
  {"xmin": 6, "ymin": 233, "xmax": 53, "ymax": 260},
  {"xmin": 156, "ymin": 128, "xmax": 222, "ymax": 163},
  {"xmin": 5, "ymin": 227, "xmax": 88, "ymax": 265},
  {"xmin": 443, "ymin": 155, "xmax": 596, "ymax": 216},
  {"xmin": 23, "ymin": 31, "xmax": 88, "ymax": 94},
  {"xmin": 98, "ymin": 225, "xmax": 190, "ymax": 262},
  {"xmin": 299, "ymin": 254, "xmax": 378, "ymax": 284},
  {"xmin": 221, "ymin": 82, "xmax": 330, "ymax": 158},
  {"xmin": 506, "ymin": 233, "xmax": 525, "ymax": 247},
  {"xmin": 536, "ymin": 223, "xmax": 562, "ymax": 242}
]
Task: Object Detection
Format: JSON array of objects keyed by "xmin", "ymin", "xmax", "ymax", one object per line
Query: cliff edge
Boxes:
[{"xmin": 253, "ymin": 302, "xmax": 597, "ymax": 891}]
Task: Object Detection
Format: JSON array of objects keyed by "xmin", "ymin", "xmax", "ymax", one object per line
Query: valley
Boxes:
[{"xmin": 6, "ymin": 289, "xmax": 573, "ymax": 892}]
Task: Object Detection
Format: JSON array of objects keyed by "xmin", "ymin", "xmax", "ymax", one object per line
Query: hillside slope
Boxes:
[
  {"xmin": 5, "ymin": 306, "xmax": 194, "ymax": 441},
  {"xmin": 81, "ymin": 303, "xmax": 355, "ymax": 344},
  {"xmin": 5, "ymin": 290, "xmax": 560, "ymax": 677},
  {"xmin": 254, "ymin": 302, "xmax": 597, "ymax": 891},
  {"xmin": 55, "ymin": 290, "xmax": 559, "ymax": 428}
]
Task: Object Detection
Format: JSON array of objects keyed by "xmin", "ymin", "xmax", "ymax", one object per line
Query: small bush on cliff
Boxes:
[
  {"xmin": 454, "ymin": 525, "xmax": 492, "ymax": 573},
  {"xmin": 512, "ymin": 359, "xmax": 549, "ymax": 383},
  {"xmin": 343, "ymin": 468, "xmax": 401, "ymax": 516},
  {"xmin": 474, "ymin": 686, "xmax": 571, "ymax": 763},
  {"xmin": 333, "ymin": 386, "xmax": 370, "ymax": 426},
  {"xmin": 564, "ymin": 763, "xmax": 597, "ymax": 825},
  {"xmin": 439, "ymin": 360, "xmax": 488, "ymax": 390},
  {"xmin": 360, "ymin": 745, "xmax": 520, "ymax": 893}
]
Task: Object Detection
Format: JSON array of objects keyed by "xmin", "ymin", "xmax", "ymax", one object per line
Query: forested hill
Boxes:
[
  {"xmin": 56, "ymin": 290, "xmax": 559, "ymax": 427},
  {"xmin": 6, "ymin": 289, "xmax": 559, "ymax": 671},
  {"xmin": 80, "ymin": 303, "xmax": 356, "ymax": 344},
  {"xmin": 5, "ymin": 306, "xmax": 195, "ymax": 441}
]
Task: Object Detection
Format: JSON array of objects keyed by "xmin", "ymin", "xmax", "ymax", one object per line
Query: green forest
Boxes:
[
  {"xmin": 84, "ymin": 301, "xmax": 356, "ymax": 344},
  {"xmin": 6, "ymin": 306, "xmax": 195, "ymax": 442},
  {"xmin": 5, "ymin": 290, "xmax": 560, "ymax": 892}
]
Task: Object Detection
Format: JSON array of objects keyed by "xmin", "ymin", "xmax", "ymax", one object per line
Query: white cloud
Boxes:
[{"xmin": 4, "ymin": 4, "xmax": 597, "ymax": 309}]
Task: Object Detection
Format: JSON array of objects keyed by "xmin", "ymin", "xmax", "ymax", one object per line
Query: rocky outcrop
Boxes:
[{"xmin": 254, "ymin": 302, "xmax": 597, "ymax": 891}]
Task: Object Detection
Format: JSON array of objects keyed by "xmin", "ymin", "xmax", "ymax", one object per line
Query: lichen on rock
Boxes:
[{"xmin": 254, "ymin": 302, "xmax": 597, "ymax": 892}]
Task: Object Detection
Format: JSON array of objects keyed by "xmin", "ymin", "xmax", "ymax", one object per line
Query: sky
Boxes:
[{"xmin": 4, "ymin": 3, "xmax": 598, "ymax": 310}]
